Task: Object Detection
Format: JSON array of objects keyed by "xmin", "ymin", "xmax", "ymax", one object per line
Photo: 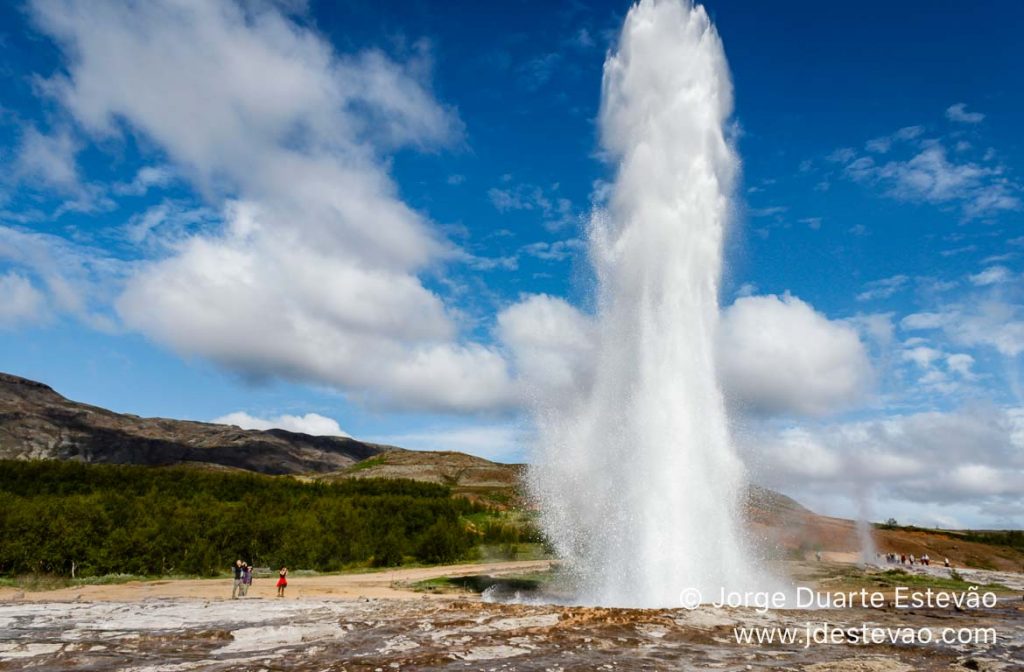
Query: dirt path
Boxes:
[{"xmin": 0, "ymin": 559, "xmax": 554, "ymax": 603}]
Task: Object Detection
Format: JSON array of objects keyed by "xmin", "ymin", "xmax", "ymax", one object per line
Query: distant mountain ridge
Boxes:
[{"xmin": 0, "ymin": 372, "xmax": 393, "ymax": 474}]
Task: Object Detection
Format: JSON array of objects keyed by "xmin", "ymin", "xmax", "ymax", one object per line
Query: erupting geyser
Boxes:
[{"xmin": 528, "ymin": 0, "xmax": 764, "ymax": 607}]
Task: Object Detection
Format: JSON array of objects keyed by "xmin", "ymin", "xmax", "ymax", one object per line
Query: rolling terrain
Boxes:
[
  {"xmin": 3, "ymin": 371, "xmax": 1023, "ymax": 571},
  {"xmin": 0, "ymin": 372, "xmax": 392, "ymax": 474}
]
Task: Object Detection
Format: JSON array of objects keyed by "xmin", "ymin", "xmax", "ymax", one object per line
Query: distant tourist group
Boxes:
[
  {"xmin": 883, "ymin": 552, "xmax": 949, "ymax": 567},
  {"xmin": 232, "ymin": 559, "xmax": 288, "ymax": 598}
]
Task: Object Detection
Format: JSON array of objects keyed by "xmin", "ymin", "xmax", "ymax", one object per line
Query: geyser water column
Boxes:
[{"xmin": 528, "ymin": 0, "xmax": 761, "ymax": 607}]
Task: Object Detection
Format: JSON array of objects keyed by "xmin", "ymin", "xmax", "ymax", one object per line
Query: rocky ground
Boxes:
[{"xmin": 2, "ymin": 563, "xmax": 1021, "ymax": 671}]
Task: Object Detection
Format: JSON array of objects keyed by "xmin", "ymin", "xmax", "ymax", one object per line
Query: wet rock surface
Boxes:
[{"xmin": 1, "ymin": 595, "xmax": 1021, "ymax": 671}]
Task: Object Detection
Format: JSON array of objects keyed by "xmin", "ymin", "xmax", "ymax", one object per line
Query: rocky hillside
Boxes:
[
  {"xmin": 0, "ymin": 373, "xmax": 393, "ymax": 474},
  {"xmin": 323, "ymin": 450, "xmax": 526, "ymax": 508}
]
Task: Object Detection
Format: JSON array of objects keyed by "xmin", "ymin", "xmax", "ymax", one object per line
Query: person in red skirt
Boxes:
[{"xmin": 276, "ymin": 566, "xmax": 288, "ymax": 597}]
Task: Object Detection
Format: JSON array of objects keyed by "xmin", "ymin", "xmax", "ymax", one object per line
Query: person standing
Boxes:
[
  {"xmin": 276, "ymin": 566, "xmax": 288, "ymax": 598},
  {"xmin": 240, "ymin": 562, "xmax": 252, "ymax": 597},
  {"xmin": 231, "ymin": 559, "xmax": 243, "ymax": 599}
]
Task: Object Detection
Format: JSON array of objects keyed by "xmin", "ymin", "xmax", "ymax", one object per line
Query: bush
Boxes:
[{"xmin": 416, "ymin": 518, "xmax": 472, "ymax": 564}]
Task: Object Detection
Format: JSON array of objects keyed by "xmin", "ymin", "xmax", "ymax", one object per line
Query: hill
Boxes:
[
  {"xmin": 3, "ymin": 371, "xmax": 1022, "ymax": 571},
  {"xmin": 748, "ymin": 490, "xmax": 1024, "ymax": 572},
  {"xmin": 323, "ymin": 449, "xmax": 525, "ymax": 508},
  {"xmin": 0, "ymin": 373, "xmax": 393, "ymax": 474}
]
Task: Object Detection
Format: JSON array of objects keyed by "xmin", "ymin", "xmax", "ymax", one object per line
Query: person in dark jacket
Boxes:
[
  {"xmin": 231, "ymin": 559, "xmax": 243, "ymax": 599},
  {"xmin": 240, "ymin": 562, "xmax": 252, "ymax": 597}
]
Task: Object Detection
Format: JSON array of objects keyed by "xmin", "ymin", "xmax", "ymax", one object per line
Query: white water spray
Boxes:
[
  {"xmin": 855, "ymin": 489, "xmax": 879, "ymax": 566},
  {"xmin": 529, "ymin": 0, "xmax": 763, "ymax": 607}
]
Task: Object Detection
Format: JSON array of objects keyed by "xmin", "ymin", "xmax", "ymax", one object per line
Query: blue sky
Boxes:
[{"xmin": 1, "ymin": 0, "xmax": 1022, "ymax": 528}]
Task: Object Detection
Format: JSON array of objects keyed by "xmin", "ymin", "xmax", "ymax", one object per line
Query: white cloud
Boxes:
[
  {"xmin": 735, "ymin": 282, "xmax": 758, "ymax": 298},
  {"xmin": 0, "ymin": 226, "xmax": 122, "ymax": 330},
  {"xmin": 864, "ymin": 125, "xmax": 923, "ymax": 154},
  {"xmin": 847, "ymin": 311, "xmax": 895, "ymax": 347},
  {"xmin": 829, "ymin": 115, "xmax": 1019, "ymax": 220},
  {"xmin": 718, "ymin": 293, "xmax": 873, "ymax": 416},
  {"xmin": 748, "ymin": 205, "xmax": 787, "ymax": 217},
  {"xmin": 496, "ymin": 293, "xmax": 595, "ymax": 407},
  {"xmin": 898, "ymin": 343, "xmax": 971, "ymax": 394},
  {"xmin": 900, "ymin": 311, "xmax": 949, "ymax": 330},
  {"xmin": 745, "ymin": 406, "xmax": 1024, "ymax": 527},
  {"xmin": 902, "ymin": 345, "xmax": 942, "ymax": 369},
  {"xmin": 827, "ymin": 147, "xmax": 856, "ymax": 163},
  {"xmin": 488, "ymin": 182, "xmax": 577, "ymax": 231},
  {"xmin": 968, "ymin": 265, "xmax": 1013, "ymax": 286},
  {"xmin": 117, "ymin": 203, "xmax": 516, "ymax": 412},
  {"xmin": 902, "ymin": 301, "xmax": 1024, "ymax": 357},
  {"xmin": 123, "ymin": 200, "xmax": 218, "ymax": 247},
  {"xmin": 946, "ymin": 103, "xmax": 984, "ymax": 124},
  {"xmin": 0, "ymin": 271, "xmax": 49, "ymax": 327},
  {"xmin": 14, "ymin": 125, "xmax": 80, "ymax": 191},
  {"xmin": 460, "ymin": 253, "xmax": 518, "ymax": 271},
  {"xmin": 856, "ymin": 274, "xmax": 908, "ymax": 302},
  {"xmin": 946, "ymin": 353, "xmax": 975, "ymax": 379},
  {"xmin": 520, "ymin": 238, "xmax": 583, "ymax": 262},
  {"xmin": 213, "ymin": 411, "xmax": 350, "ymax": 437},
  {"xmin": 495, "ymin": 291, "xmax": 873, "ymax": 419},
  {"xmin": 850, "ymin": 145, "xmax": 1019, "ymax": 218},
  {"xmin": 28, "ymin": 0, "xmax": 518, "ymax": 413},
  {"xmin": 113, "ymin": 165, "xmax": 176, "ymax": 196},
  {"xmin": 11, "ymin": 124, "xmax": 113, "ymax": 215}
]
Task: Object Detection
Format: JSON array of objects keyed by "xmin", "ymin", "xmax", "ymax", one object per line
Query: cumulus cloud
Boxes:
[
  {"xmin": 213, "ymin": 411, "xmax": 350, "ymax": 437},
  {"xmin": 744, "ymin": 406, "xmax": 1024, "ymax": 526},
  {"xmin": 0, "ymin": 271, "xmax": 49, "ymax": 328},
  {"xmin": 494, "ymin": 291, "xmax": 872, "ymax": 418},
  {"xmin": 28, "ymin": 0, "xmax": 516, "ymax": 413},
  {"xmin": 496, "ymin": 293, "xmax": 595, "ymax": 406},
  {"xmin": 718, "ymin": 293, "xmax": 872, "ymax": 416}
]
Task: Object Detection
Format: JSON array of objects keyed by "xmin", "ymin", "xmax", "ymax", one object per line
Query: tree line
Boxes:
[{"xmin": 0, "ymin": 460, "xmax": 484, "ymax": 577}]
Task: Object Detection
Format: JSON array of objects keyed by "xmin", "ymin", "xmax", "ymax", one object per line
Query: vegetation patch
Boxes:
[
  {"xmin": 817, "ymin": 564, "xmax": 1008, "ymax": 594},
  {"xmin": 0, "ymin": 460, "xmax": 486, "ymax": 578}
]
